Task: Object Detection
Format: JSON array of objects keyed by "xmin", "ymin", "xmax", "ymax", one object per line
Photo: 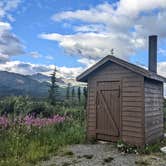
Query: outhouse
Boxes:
[{"xmin": 77, "ymin": 36, "xmax": 166, "ymax": 146}]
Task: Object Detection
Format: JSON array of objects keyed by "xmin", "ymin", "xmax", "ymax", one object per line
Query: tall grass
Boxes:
[{"xmin": 0, "ymin": 105, "xmax": 85, "ymax": 165}]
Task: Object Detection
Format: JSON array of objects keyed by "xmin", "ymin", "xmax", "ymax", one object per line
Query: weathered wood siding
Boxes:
[
  {"xmin": 87, "ymin": 62, "xmax": 145, "ymax": 146},
  {"xmin": 144, "ymin": 78, "xmax": 164, "ymax": 144}
]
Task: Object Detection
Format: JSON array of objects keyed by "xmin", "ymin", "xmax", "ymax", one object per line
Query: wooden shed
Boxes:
[{"xmin": 77, "ymin": 36, "xmax": 166, "ymax": 146}]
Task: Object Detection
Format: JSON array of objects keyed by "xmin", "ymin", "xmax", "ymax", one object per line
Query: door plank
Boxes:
[
  {"xmin": 96, "ymin": 81, "xmax": 120, "ymax": 139},
  {"xmin": 100, "ymin": 91, "xmax": 119, "ymax": 136}
]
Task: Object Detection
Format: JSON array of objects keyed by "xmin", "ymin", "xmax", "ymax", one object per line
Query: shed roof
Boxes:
[{"xmin": 76, "ymin": 55, "xmax": 166, "ymax": 83}]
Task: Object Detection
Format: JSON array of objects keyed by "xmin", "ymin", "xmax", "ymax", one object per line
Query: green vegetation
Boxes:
[
  {"xmin": 77, "ymin": 87, "xmax": 81, "ymax": 104},
  {"xmin": 66, "ymin": 83, "xmax": 71, "ymax": 100},
  {"xmin": 0, "ymin": 96, "xmax": 85, "ymax": 165},
  {"xmin": 0, "ymin": 120, "xmax": 85, "ymax": 165},
  {"xmin": 48, "ymin": 67, "xmax": 59, "ymax": 105}
]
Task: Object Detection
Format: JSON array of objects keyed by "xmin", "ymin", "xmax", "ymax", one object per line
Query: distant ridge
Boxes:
[
  {"xmin": 27, "ymin": 73, "xmax": 65, "ymax": 84},
  {"xmin": 0, "ymin": 71, "xmax": 49, "ymax": 98}
]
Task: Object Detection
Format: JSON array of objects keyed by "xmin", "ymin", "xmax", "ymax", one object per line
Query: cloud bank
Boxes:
[
  {"xmin": 40, "ymin": 0, "xmax": 166, "ymax": 62},
  {"xmin": 0, "ymin": 0, "xmax": 24, "ymax": 63}
]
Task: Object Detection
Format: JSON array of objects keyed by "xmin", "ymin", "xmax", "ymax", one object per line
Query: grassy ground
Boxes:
[{"xmin": 0, "ymin": 107, "xmax": 85, "ymax": 166}]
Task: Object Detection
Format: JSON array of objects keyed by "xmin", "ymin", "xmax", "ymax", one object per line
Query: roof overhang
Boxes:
[{"xmin": 76, "ymin": 55, "xmax": 166, "ymax": 83}]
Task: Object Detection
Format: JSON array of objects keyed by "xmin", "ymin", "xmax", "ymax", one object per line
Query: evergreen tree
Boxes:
[
  {"xmin": 48, "ymin": 67, "xmax": 59, "ymax": 105},
  {"xmin": 77, "ymin": 87, "xmax": 81, "ymax": 103},
  {"xmin": 83, "ymin": 87, "xmax": 87, "ymax": 108},
  {"xmin": 66, "ymin": 83, "xmax": 71, "ymax": 100},
  {"xmin": 164, "ymin": 98, "xmax": 166, "ymax": 107},
  {"xmin": 71, "ymin": 87, "xmax": 75, "ymax": 101}
]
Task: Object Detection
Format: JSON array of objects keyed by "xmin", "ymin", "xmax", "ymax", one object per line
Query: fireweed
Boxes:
[
  {"xmin": 0, "ymin": 116, "xmax": 9, "ymax": 129},
  {"xmin": 0, "ymin": 106, "xmax": 85, "ymax": 166},
  {"xmin": 0, "ymin": 114, "xmax": 65, "ymax": 129}
]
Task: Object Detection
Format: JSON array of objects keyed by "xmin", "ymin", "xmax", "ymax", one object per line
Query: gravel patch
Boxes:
[{"xmin": 38, "ymin": 143, "xmax": 166, "ymax": 166}]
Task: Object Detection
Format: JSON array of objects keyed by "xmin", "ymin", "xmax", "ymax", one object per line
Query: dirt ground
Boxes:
[{"xmin": 38, "ymin": 143, "xmax": 166, "ymax": 166}]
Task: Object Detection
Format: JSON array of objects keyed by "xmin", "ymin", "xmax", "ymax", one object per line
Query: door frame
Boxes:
[{"xmin": 95, "ymin": 79, "xmax": 122, "ymax": 141}]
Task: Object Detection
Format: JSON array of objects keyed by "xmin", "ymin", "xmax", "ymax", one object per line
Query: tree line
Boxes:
[{"xmin": 48, "ymin": 67, "xmax": 87, "ymax": 107}]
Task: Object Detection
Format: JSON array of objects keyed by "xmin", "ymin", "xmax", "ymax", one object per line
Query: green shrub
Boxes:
[
  {"xmin": 0, "ymin": 96, "xmax": 16, "ymax": 115},
  {"xmin": 0, "ymin": 96, "xmax": 64, "ymax": 118},
  {"xmin": 164, "ymin": 98, "xmax": 166, "ymax": 107},
  {"xmin": 0, "ymin": 96, "xmax": 31, "ymax": 116}
]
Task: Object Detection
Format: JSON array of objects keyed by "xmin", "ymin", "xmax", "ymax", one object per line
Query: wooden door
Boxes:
[{"xmin": 96, "ymin": 81, "xmax": 120, "ymax": 141}]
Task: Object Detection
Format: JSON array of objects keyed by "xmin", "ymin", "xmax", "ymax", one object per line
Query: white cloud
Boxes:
[
  {"xmin": 45, "ymin": 55, "xmax": 54, "ymax": 60},
  {"xmin": 0, "ymin": 0, "xmax": 21, "ymax": 21},
  {"xmin": 0, "ymin": 21, "xmax": 11, "ymax": 32},
  {"xmin": 53, "ymin": 0, "xmax": 166, "ymax": 22},
  {"xmin": 0, "ymin": 61, "xmax": 50, "ymax": 75},
  {"xmin": 74, "ymin": 24, "xmax": 106, "ymax": 33},
  {"xmin": 157, "ymin": 61, "xmax": 166, "ymax": 78},
  {"xmin": 116, "ymin": 0, "xmax": 166, "ymax": 18},
  {"xmin": 3, "ymin": 0, "xmax": 21, "ymax": 11},
  {"xmin": 57, "ymin": 66, "xmax": 83, "ymax": 79},
  {"xmin": 29, "ymin": 52, "xmax": 55, "ymax": 61},
  {"xmin": 0, "ymin": 28, "xmax": 24, "ymax": 61},
  {"xmin": 40, "ymin": 0, "xmax": 166, "ymax": 62},
  {"xmin": 134, "ymin": 11, "xmax": 166, "ymax": 37},
  {"xmin": 6, "ymin": 14, "xmax": 15, "ymax": 22},
  {"xmin": 40, "ymin": 32, "xmax": 138, "ymax": 60},
  {"xmin": 0, "ymin": 1, "xmax": 24, "ymax": 62},
  {"xmin": 52, "ymin": 0, "xmax": 166, "ymax": 36},
  {"xmin": 0, "ymin": 53, "xmax": 9, "ymax": 63},
  {"xmin": 157, "ymin": 62, "xmax": 166, "ymax": 96},
  {"xmin": 30, "ymin": 51, "xmax": 42, "ymax": 58},
  {"xmin": 0, "ymin": 60, "xmax": 84, "ymax": 81},
  {"xmin": 77, "ymin": 58, "xmax": 97, "ymax": 68},
  {"xmin": 0, "ymin": 2, "xmax": 5, "ymax": 18},
  {"xmin": 52, "ymin": 2, "xmax": 114, "ymax": 24}
]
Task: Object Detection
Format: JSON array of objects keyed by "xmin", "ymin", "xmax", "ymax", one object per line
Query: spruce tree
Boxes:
[
  {"xmin": 66, "ymin": 83, "xmax": 71, "ymax": 100},
  {"xmin": 83, "ymin": 87, "xmax": 87, "ymax": 108},
  {"xmin": 48, "ymin": 67, "xmax": 59, "ymax": 105},
  {"xmin": 77, "ymin": 87, "xmax": 81, "ymax": 103},
  {"xmin": 71, "ymin": 87, "xmax": 75, "ymax": 102}
]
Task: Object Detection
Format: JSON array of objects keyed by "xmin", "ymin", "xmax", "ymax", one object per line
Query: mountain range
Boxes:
[
  {"xmin": 27, "ymin": 73, "xmax": 65, "ymax": 84},
  {"xmin": 0, "ymin": 71, "xmax": 68, "ymax": 98}
]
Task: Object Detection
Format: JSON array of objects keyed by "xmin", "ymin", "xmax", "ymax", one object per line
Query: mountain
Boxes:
[
  {"xmin": 27, "ymin": 73, "xmax": 51, "ymax": 83},
  {"xmin": 0, "ymin": 71, "xmax": 85, "ymax": 98},
  {"xmin": 0, "ymin": 71, "xmax": 49, "ymax": 98},
  {"xmin": 27, "ymin": 73, "xmax": 65, "ymax": 84}
]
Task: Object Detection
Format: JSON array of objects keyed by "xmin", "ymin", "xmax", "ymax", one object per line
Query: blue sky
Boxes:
[
  {"xmin": 8, "ymin": 0, "xmax": 118, "ymax": 68},
  {"xmin": 0, "ymin": 0, "xmax": 166, "ymax": 82},
  {"xmin": 10, "ymin": 0, "xmax": 91, "ymax": 67}
]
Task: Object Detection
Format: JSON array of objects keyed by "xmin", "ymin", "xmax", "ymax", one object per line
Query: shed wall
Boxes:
[
  {"xmin": 87, "ymin": 62, "xmax": 145, "ymax": 146},
  {"xmin": 144, "ymin": 79, "xmax": 164, "ymax": 144}
]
